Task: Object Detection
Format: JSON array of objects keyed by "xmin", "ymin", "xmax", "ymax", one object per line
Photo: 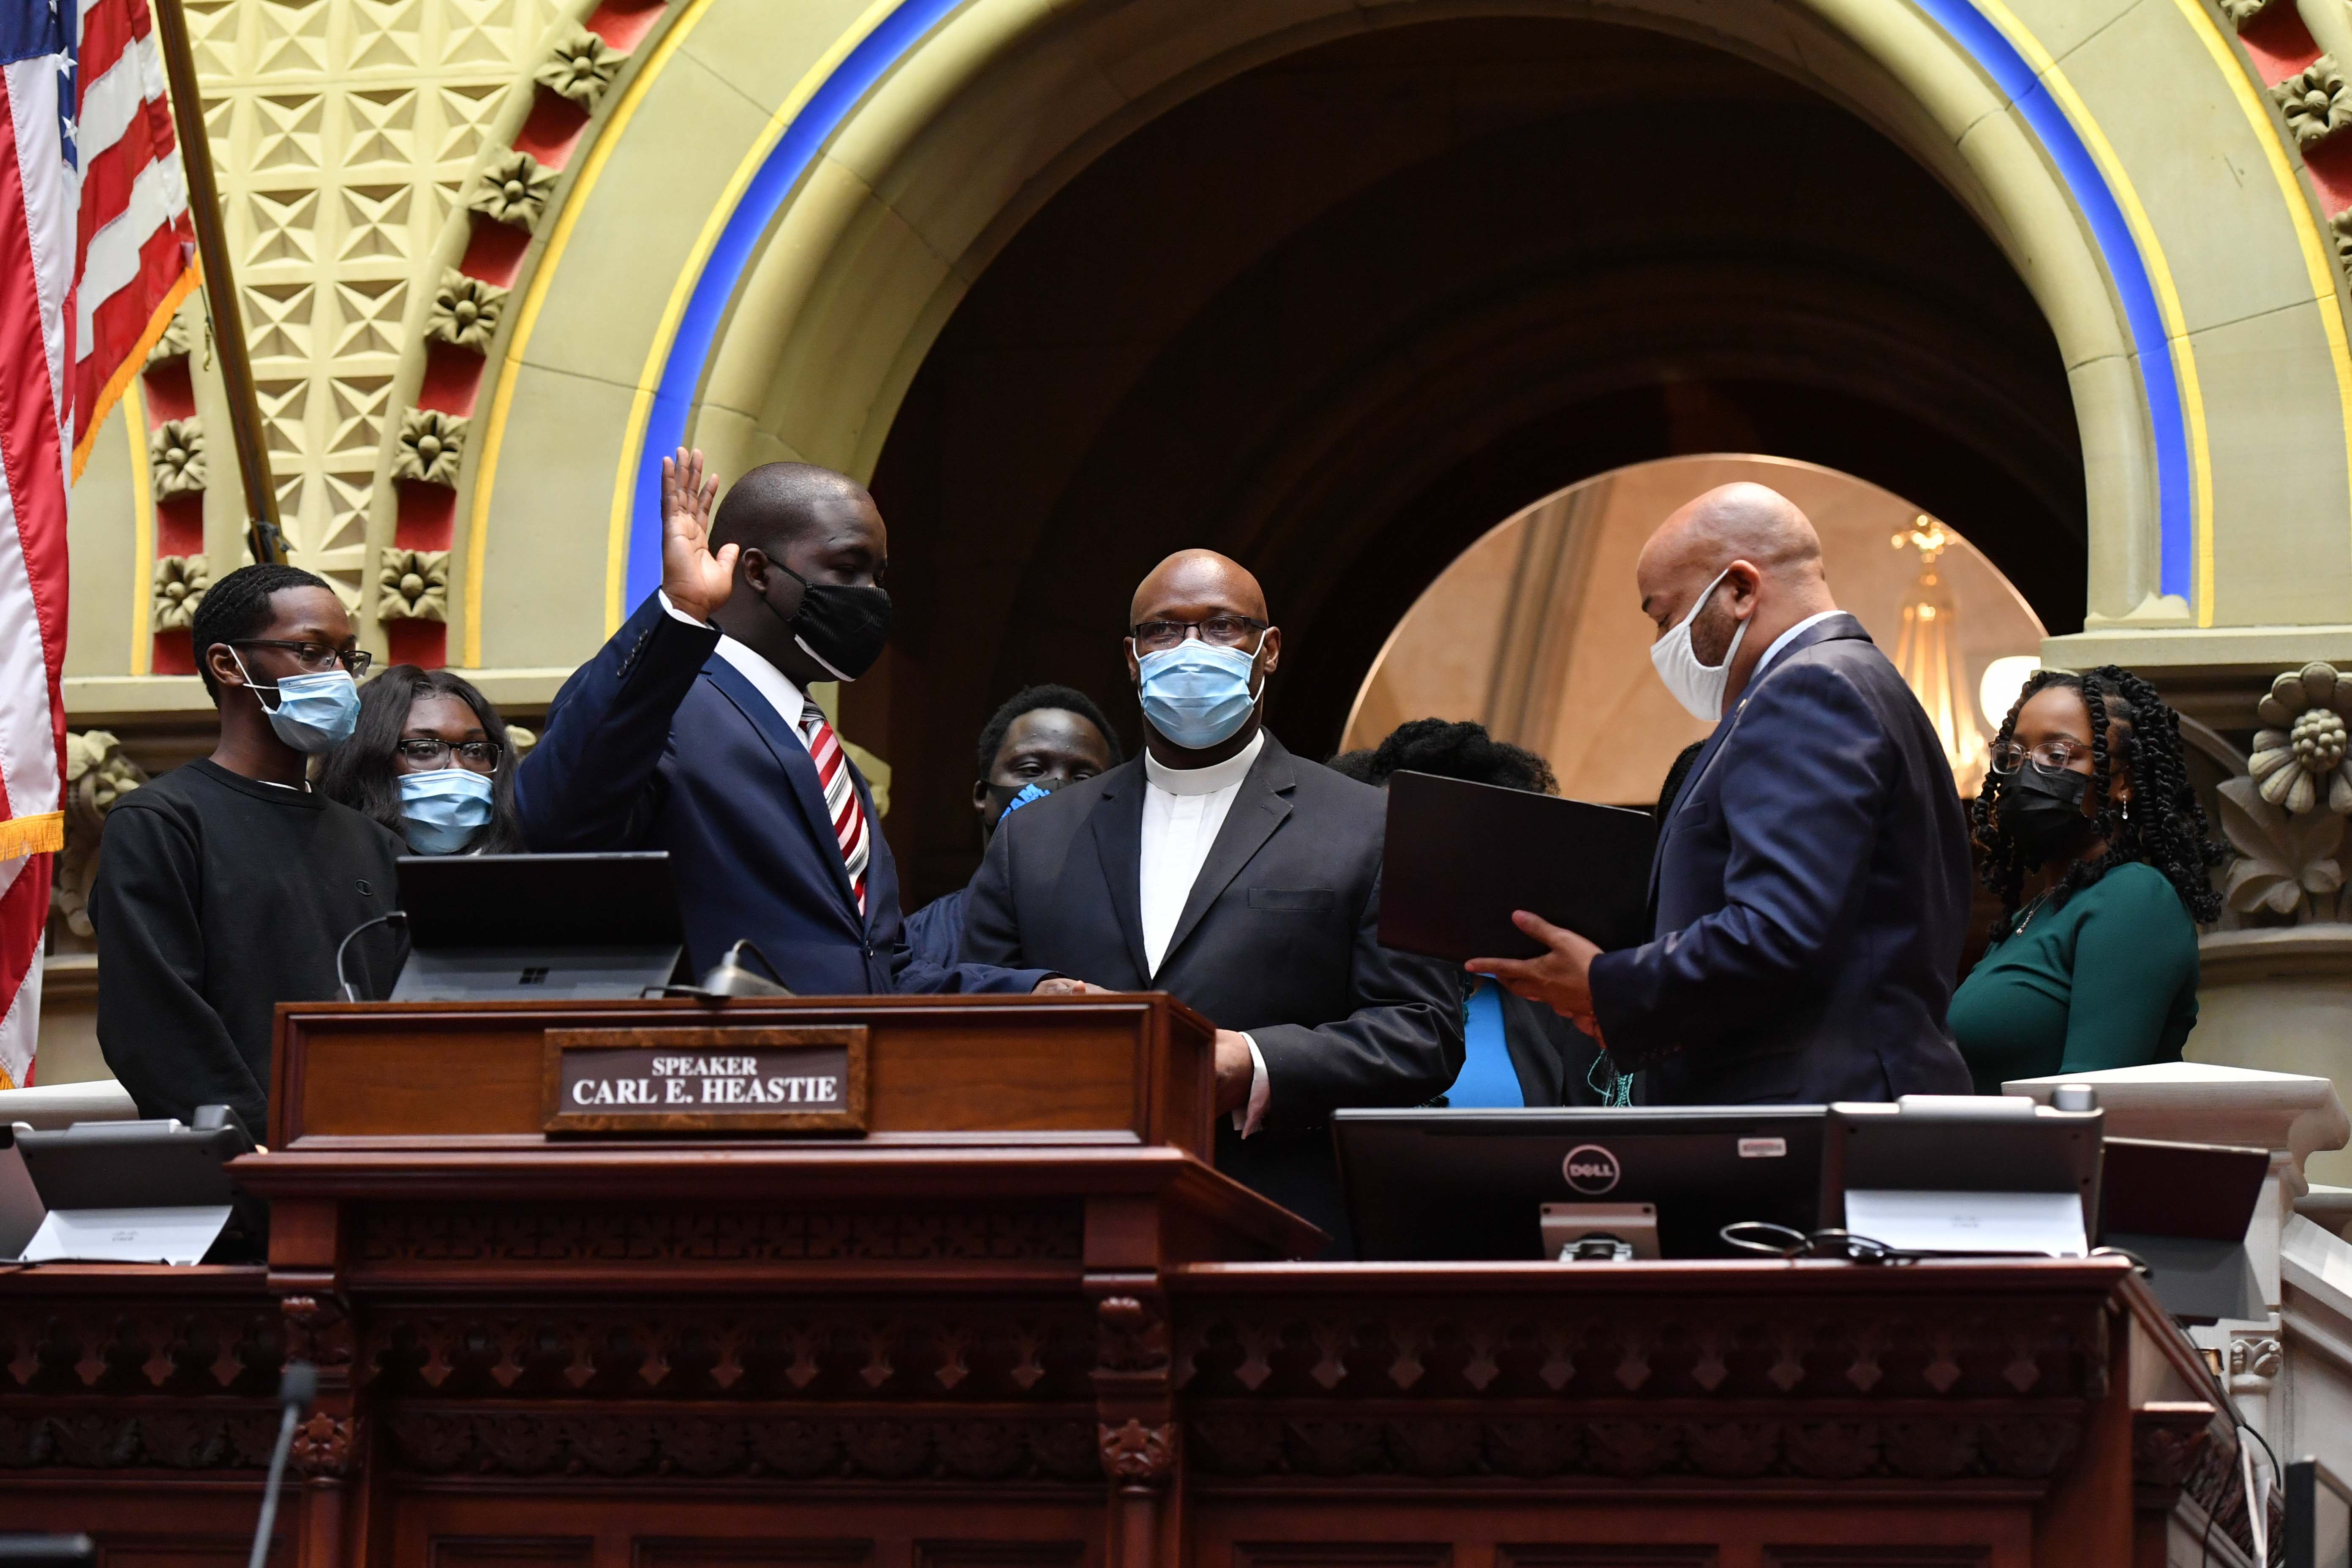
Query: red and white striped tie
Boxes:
[{"xmin": 800, "ymin": 700, "xmax": 869, "ymax": 916}]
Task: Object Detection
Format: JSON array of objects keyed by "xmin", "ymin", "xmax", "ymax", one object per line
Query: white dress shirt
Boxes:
[
  {"xmin": 1747, "ymin": 609, "xmax": 1842, "ymax": 691},
  {"xmin": 660, "ymin": 591, "xmax": 815, "ymax": 754},
  {"xmin": 1139, "ymin": 730, "xmax": 1271, "ymax": 1135}
]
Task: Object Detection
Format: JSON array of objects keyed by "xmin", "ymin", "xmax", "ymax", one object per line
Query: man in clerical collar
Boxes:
[{"xmin": 961, "ymin": 550, "xmax": 1463, "ymax": 1255}]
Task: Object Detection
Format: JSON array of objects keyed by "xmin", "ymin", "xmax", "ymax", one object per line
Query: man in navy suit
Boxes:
[
  {"xmin": 1470, "ymin": 482, "xmax": 1973, "ymax": 1103},
  {"xmin": 517, "ymin": 448, "xmax": 1070, "ymax": 998}
]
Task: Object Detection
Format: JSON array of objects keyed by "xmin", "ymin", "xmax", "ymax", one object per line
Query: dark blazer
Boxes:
[
  {"xmin": 961, "ymin": 733, "xmax": 1465, "ymax": 1252},
  {"xmin": 517, "ymin": 593, "xmax": 1048, "ymax": 996},
  {"xmin": 1588, "ymin": 612, "xmax": 1973, "ymax": 1103}
]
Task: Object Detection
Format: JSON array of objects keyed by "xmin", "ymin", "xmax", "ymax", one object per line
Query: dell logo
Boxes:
[{"xmin": 1562, "ymin": 1143, "xmax": 1621, "ymax": 1195}]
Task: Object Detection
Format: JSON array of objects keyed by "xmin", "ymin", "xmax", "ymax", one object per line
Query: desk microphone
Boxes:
[
  {"xmin": 247, "ymin": 1362, "xmax": 316, "ymax": 1568},
  {"xmin": 334, "ymin": 912, "xmax": 407, "ymax": 1002}
]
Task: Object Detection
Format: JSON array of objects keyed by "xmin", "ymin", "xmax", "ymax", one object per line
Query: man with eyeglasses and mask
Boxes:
[
  {"xmin": 90, "ymin": 563, "xmax": 406, "ymax": 1133},
  {"xmin": 517, "ymin": 449, "xmax": 1078, "ymax": 998},
  {"xmin": 1467, "ymin": 482, "xmax": 1973, "ymax": 1105},
  {"xmin": 961, "ymin": 549, "xmax": 1463, "ymax": 1254}
]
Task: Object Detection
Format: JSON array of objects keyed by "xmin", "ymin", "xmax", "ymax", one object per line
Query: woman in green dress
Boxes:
[{"xmin": 1949, "ymin": 666, "xmax": 2224, "ymax": 1095}]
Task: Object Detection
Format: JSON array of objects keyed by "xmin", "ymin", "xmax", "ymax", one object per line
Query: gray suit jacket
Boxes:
[{"xmin": 961, "ymin": 732, "xmax": 1464, "ymax": 1254}]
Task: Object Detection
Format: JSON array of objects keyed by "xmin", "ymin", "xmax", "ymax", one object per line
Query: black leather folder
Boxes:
[{"xmin": 1377, "ymin": 769, "xmax": 1656, "ymax": 964}]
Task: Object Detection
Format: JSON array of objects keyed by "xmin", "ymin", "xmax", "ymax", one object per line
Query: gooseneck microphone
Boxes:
[
  {"xmin": 247, "ymin": 1362, "xmax": 317, "ymax": 1568},
  {"xmin": 334, "ymin": 911, "xmax": 407, "ymax": 1002}
]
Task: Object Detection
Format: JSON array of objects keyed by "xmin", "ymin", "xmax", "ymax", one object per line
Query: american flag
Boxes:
[{"xmin": 0, "ymin": 0, "xmax": 196, "ymax": 1087}]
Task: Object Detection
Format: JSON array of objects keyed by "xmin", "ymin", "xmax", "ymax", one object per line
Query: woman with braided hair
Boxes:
[{"xmin": 1947, "ymin": 665, "xmax": 2224, "ymax": 1094}]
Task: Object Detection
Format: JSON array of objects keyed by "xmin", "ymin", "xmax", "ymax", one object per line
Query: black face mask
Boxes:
[
  {"xmin": 762, "ymin": 563, "xmax": 892, "ymax": 682},
  {"xmin": 2002, "ymin": 761, "xmax": 2091, "ymax": 860}
]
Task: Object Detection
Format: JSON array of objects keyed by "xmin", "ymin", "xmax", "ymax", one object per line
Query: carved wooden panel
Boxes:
[
  {"xmin": 1761, "ymin": 1550, "xmax": 1988, "ymax": 1566},
  {"xmin": 358, "ymin": 1205, "xmax": 1086, "ymax": 1266},
  {"xmin": 1498, "ymin": 1550, "xmax": 1718, "ymax": 1568},
  {"xmin": 634, "ymin": 1541, "xmax": 872, "ymax": 1568},
  {"xmin": 95, "ymin": 1535, "xmax": 290, "ymax": 1568},
  {"xmin": 912, "ymin": 1542, "xmax": 1089, "ymax": 1568},
  {"xmin": 1230, "ymin": 1546, "xmax": 1451, "ymax": 1568},
  {"xmin": 429, "ymin": 1539, "xmax": 593, "ymax": 1568}
]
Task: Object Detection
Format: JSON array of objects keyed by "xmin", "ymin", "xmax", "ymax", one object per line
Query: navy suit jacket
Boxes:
[
  {"xmin": 1588, "ymin": 612, "xmax": 1973, "ymax": 1103},
  {"xmin": 518, "ymin": 593, "xmax": 1048, "ymax": 996}
]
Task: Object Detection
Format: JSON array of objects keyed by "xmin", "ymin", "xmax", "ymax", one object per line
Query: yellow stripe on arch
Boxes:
[
  {"xmin": 464, "ymin": 0, "xmax": 905, "ymax": 663},
  {"xmin": 2169, "ymin": 0, "xmax": 2352, "ymax": 623},
  {"xmin": 1974, "ymin": 0, "xmax": 2216, "ymax": 626},
  {"xmin": 597, "ymin": 0, "xmax": 904, "ymax": 637},
  {"xmin": 463, "ymin": 0, "xmax": 720, "ymax": 668}
]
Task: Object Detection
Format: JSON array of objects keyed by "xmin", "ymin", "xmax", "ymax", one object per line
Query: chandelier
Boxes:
[{"xmin": 1891, "ymin": 517, "xmax": 1990, "ymax": 796}]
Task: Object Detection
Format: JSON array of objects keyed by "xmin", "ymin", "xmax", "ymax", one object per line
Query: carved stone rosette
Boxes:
[
  {"xmin": 467, "ymin": 149, "xmax": 558, "ymax": 231},
  {"xmin": 535, "ymin": 24, "xmax": 629, "ymax": 112},
  {"xmin": 425, "ymin": 270, "xmax": 509, "ymax": 354},
  {"xmin": 378, "ymin": 548, "xmax": 450, "ymax": 623},
  {"xmin": 392, "ymin": 408, "xmax": 468, "ymax": 488}
]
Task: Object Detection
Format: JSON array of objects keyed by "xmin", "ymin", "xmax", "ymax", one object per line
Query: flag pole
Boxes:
[{"xmin": 147, "ymin": 0, "xmax": 289, "ymax": 567}]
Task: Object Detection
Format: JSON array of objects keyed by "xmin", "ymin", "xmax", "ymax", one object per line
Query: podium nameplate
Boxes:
[{"xmin": 542, "ymin": 1026, "xmax": 869, "ymax": 1134}]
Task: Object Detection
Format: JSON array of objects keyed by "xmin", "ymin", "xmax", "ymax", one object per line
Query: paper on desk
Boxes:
[
  {"xmin": 1844, "ymin": 1189, "xmax": 2087, "ymax": 1258},
  {"xmin": 18, "ymin": 1205, "xmax": 232, "ymax": 1265}
]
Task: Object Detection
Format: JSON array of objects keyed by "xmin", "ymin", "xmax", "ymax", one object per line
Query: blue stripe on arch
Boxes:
[
  {"xmin": 626, "ymin": 0, "xmax": 967, "ymax": 610},
  {"xmin": 632, "ymin": 0, "xmax": 2195, "ymax": 604},
  {"xmin": 1909, "ymin": 0, "xmax": 2192, "ymax": 602}
]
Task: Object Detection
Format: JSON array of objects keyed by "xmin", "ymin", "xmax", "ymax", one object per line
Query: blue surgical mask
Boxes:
[
  {"xmin": 1135, "ymin": 634, "xmax": 1263, "ymax": 750},
  {"xmin": 397, "ymin": 767, "xmax": 495, "ymax": 855},
  {"xmin": 233, "ymin": 652, "xmax": 361, "ymax": 754}
]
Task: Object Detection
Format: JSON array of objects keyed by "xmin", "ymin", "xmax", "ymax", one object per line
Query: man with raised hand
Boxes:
[{"xmin": 519, "ymin": 448, "xmax": 1077, "ymax": 997}]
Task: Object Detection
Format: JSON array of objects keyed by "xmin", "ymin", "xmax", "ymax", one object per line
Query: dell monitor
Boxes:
[{"xmin": 1334, "ymin": 1106, "xmax": 1828, "ymax": 1261}]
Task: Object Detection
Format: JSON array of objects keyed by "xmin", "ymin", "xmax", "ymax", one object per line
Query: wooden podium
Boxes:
[{"xmin": 0, "ymin": 996, "xmax": 2257, "ymax": 1568}]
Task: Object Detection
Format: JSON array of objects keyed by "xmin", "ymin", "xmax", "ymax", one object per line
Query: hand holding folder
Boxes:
[{"xmin": 1377, "ymin": 770, "xmax": 1655, "ymax": 1020}]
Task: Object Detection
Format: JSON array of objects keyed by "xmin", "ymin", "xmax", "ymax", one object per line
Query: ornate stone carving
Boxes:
[
  {"xmin": 359, "ymin": 1203, "xmax": 1084, "ymax": 1266},
  {"xmin": 2228, "ymin": 1334, "xmax": 2283, "ymax": 1383},
  {"xmin": 143, "ymin": 309, "xmax": 193, "ymax": 370},
  {"xmin": 378, "ymin": 547, "xmax": 450, "ymax": 622},
  {"xmin": 385, "ymin": 1411, "xmax": 1101, "ymax": 1481},
  {"xmin": 151, "ymin": 553, "xmax": 209, "ymax": 632},
  {"xmin": 2275, "ymin": 55, "xmax": 2352, "ymax": 146},
  {"xmin": 535, "ymin": 23, "xmax": 629, "ymax": 112},
  {"xmin": 425, "ymin": 269, "xmax": 509, "ymax": 354},
  {"xmin": 2219, "ymin": 778, "xmax": 2345, "ymax": 920},
  {"xmin": 467, "ymin": 148, "xmax": 558, "ymax": 231},
  {"xmin": 147, "ymin": 417, "xmax": 206, "ymax": 499},
  {"xmin": 505, "ymin": 723, "xmax": 538, "ymax": 759},
  {"xmin": 50, "ymin": 730, "xmax": 150, "ymax": 945},
  {"xmin": 2252, "ymin": 662, "xmax": 2352, "ymax": 814},
  {"xmin": 391, "ymin": 407, "xmax": 468, "ymax": 487},
  {"xmin": 1098, "ymin": 1418, "xmax": 1178, "ymax": 1484},
  {"xmin": 2219, "ymin": 0, "xmax": 2286, "ymax": 22}
]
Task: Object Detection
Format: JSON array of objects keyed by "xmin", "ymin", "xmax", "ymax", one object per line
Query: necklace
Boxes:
[{"xmin": 2014, "ymin": 890, "xmax": 2055, "ymax": 934}]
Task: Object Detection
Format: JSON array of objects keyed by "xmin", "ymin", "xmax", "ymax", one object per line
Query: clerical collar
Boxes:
[{"xmin": 1144, "ymin": 729, "xmax": 1265, "ymax": 797}]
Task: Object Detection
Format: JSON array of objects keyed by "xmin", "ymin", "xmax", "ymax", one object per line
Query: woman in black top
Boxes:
[{"xmin": 317, "ymin": 666, "xmax": 525, "ymax": 855}]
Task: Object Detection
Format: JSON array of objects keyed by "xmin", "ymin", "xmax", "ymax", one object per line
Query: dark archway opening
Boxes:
[{"xmin": 862, "ymin": 15, "xmax": 2084, "ymax": 904}]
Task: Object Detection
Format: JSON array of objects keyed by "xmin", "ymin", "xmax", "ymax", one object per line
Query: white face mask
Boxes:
[{"xmin": 1649, "ymin": 566, "xmax": 1749, "ymax": 722}]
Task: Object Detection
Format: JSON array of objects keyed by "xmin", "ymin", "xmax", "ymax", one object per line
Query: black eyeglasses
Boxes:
[
  {"xmin": 1130, "ymin": 615, "xmax": 1269, "ymax": 654},
  {"xmin": 232, "ymin": 639, "xmax": 372, "ymax": 678},
  {"xmin": 396, "ymin": 738, "xmax": 501, "ymax": 772}
]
